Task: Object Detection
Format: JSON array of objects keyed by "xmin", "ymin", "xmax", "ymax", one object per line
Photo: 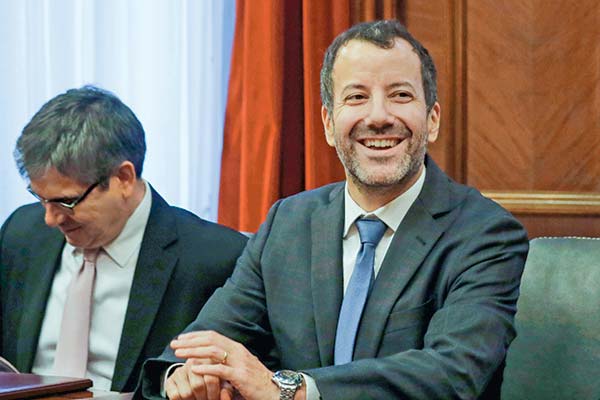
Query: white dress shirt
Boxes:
[
  {"xmin": 341, "ymin": 167, "xmax": 426, "ymax": 291},
  {"xmin": 304, "ymin": 167, "xmax": 426, "ymax": 399},
  {"xmin": 32, "ymin": 180, "xmax": 152, "ymax": 390}
]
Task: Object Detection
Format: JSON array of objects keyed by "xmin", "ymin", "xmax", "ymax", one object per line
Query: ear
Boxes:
[
  {"xmin": 113, "ymin": 161, "xmax": 138, "ymax": 197},
  {"xmin": 321, "ymin": 105, "xmax": 335, "ymax": 147},
  {"xmin": 426, "ymin": 102, "xmax": 441, "ymax": 143}
]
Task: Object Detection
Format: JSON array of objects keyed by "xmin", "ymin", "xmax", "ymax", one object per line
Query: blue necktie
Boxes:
[{"xmin": 334, "ymin": 218, "xmax": 387, "ymax": 365}]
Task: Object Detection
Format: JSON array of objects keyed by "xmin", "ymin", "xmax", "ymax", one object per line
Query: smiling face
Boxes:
[
  {"xmin": 28, "ymin": 163, "xmax": 140, "ymax": 249},
  {"xmin": 322, "ymin": 38, "xmax": 440, "ymax": 209}
]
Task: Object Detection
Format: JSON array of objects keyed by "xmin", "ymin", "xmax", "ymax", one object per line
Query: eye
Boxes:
[
  {"xmin": 344, "ymin": 93, "xmax": 368, "ymax": 104},
  {"xmin": 391, "ymin": 91, "xmax": 413, "ymax": 102},
  {"xmin": 53, "ymin": 196, "xmax": 78, "ymax": 205}
]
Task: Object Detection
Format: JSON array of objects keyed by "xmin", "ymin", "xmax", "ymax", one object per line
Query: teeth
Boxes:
[{"xmin": 363, "ymin": 138, "xmax": 399, "ymax": 148}]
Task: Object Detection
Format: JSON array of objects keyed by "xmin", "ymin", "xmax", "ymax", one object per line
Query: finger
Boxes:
[
  {"xmin": 190, "ymin": 364, "xmax": 233, "ymax": 382},
  {"xmin": 220, "ymin": 390, "xmax": 233, "ymax": 400},
  {"xmin": 220, "ymin": 381, "xmax": 236, "ymax": 400},
  {"xmin": 203, "ymin": 374, "xmax": 221, "ymax": 400},
  {"xmin": 175, "ymin": 346, "xmax": 229, "ymax": 363},
  {"xmin": 171, "ymin": 336, "xmax": 208, "ymax": 350},
  {"xmin": 171, "ymin": 332, "xmax": 213, "ymax": 350},
  {"xmin": 177, "ymin": 330, "xmax": 220, "ymax": 340},
  {"xmin": 186, "ymin": 366, "xmax": 208, "ymax": 400},
  {"xmin": 166, "ymin": 366, "xmax": 194, "ymax": 400},
  {"xmin": 173, "ymin": 331, "xmax": 233, "ymax": 350},
  {"xmin": 164, "ymin": 376, "xmax": 180, "ymax": 400}
]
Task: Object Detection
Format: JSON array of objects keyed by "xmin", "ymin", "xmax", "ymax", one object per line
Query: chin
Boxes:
[
  {"xmin": 64, "ymin": 237, "xmax": 84, "ymax": 248},
  {"xmin": 64, "ymin": 233, "xmax": 91, "ymax": 249},
  {"xmin": 355, "ymin": 162, "xmax": 423, "ymax": 190},
  {"xmin": 358, "ymin": 167, "xmax": 410, "ymax": 186}
]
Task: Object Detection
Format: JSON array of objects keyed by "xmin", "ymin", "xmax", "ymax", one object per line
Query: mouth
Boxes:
[
  {"xmin": 359, "ymin": 138, "xmax": 403, "ymax": 150},
  {"xmin": 60, "ymin": 226, "xmax": 81, "ymax": 235}
]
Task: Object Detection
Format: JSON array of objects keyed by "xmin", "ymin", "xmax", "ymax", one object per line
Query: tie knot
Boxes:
[
  {"xmin": 355, "ymin": 218, "xmax": 387, "ymax": 246},
  {"xmin": 83, "ymin": 248, "xmax": 100, "ymax": 264}
]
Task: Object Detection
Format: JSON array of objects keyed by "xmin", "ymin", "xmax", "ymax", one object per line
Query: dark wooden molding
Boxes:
[
  {"xmin": 451, "ymin": 0, "xmax": 467, "ymax": 183},
  {"xmin": 483, "ymin": 191, "xmax": 600, "ymax": 215}
]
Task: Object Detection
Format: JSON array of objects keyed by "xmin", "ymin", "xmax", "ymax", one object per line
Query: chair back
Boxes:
[{"xmin": 501, "ymin": 237, "xmax": 600, "ymax": 399}]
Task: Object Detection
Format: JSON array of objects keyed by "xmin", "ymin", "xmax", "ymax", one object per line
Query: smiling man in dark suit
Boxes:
[
  {"xmin": 142, "ymin": 20, "xmax": 528, "ymax": 400},
  {"xmin": 0, "ymin": 86, "xmax": 247, "ymax": 392}
]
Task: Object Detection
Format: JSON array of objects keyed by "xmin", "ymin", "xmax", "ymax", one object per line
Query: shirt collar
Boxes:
[
  {"xmin": 343, "ymin": 166, "xmax": 426, "ymax": 237},
  {"xmin": 70, "ymin": 180, "xmax": 153, "ymax": 268}
]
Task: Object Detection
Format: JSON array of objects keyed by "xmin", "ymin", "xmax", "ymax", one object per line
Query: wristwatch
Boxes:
[{"xmin": 272, "ymin": 369, "xmax": 304, "ymax": 400}]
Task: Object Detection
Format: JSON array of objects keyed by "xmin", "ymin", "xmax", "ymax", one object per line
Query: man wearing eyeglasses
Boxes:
[{"xmin": 0, "ymin": 86, "xmax": 248, "ymax": 392}]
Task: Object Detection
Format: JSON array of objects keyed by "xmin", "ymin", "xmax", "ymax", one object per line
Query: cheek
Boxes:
[
  {"xmin": 335, "ymin": 106, "xmax": 366, "ymax": 128},
  {"xmin": 389, "ymin": 105, "xmax": 428, "ymax": 127}
]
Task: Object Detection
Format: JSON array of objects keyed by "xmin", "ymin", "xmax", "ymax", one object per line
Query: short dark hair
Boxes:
[
  {"xmin": 320, "ymin": 19, "xmax": 438, "ymax": 114},
  {"xmin": 14, "ymin": 85, "xmax": 146, "ymax": 185}
]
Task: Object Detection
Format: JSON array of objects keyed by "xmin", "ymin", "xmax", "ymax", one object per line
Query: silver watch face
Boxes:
[{"xmin": 273, "ymin": 370, "xmax": 303, "ymax": 386}]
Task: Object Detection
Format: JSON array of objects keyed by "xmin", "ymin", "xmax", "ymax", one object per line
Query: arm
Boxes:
[
  {"xmin": 0, "ymin": 211, "xmax": 16, "ymax": 356},
  {"xmin": 139, "ymin": 201, "xmax": 283, "ymax": 399}
]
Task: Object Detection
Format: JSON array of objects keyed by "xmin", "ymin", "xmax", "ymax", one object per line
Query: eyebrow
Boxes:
[
  {"xmin": 340, "ymin": 83, "xmax": 368, "ymax": 93},
  {"xmin": 387, "ymin": 82, "xmax": 416, "ymax": 91},
  {"xmin": 340, "ymin": 81, "xmax": 417, "ymax": 94}
]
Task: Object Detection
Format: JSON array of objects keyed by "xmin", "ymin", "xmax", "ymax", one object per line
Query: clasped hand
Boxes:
[{"xmin": 164, "ymin": 330, "xmax": 280, "ymax": 400}]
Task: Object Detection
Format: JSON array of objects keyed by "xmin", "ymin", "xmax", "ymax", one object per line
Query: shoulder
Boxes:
[
  {"xmin": 2, "ymin": 202, "xmax": 45, "ymax": 227},
  {"xmin": 146, "ymin": 185, "xmax": 248, "ymax": 248},
  {"xmin": 1, "ymin": 203, "xmax": 49, "ymax": 244},
  {"xmin": 169, "ymin": 205, "xmax": 248, "ymax": 246},
  {"xmin": 453, "ymin": 182, "xmax": 520, "ymax": 228},
  {"xmin": 274, "ymin": 182, "xmax": 344, "ymax": 214},
  {"xmin": 418, "ymin": 160, "xmax": 527, "ymax": 252},
  {"xmin": 422, "ymin": 158, "xmax": 519, "ymax": 225},
  {"xmin": 432, "ymin": 180, "xmax": 528, "ymax": 264},
  {"xmin": 1, "ymin": 203, "xmax": 62, "ymax": 277},
  {"xmin": 144, "ymin": 193, "xmax": 248, "ymax": 263}
]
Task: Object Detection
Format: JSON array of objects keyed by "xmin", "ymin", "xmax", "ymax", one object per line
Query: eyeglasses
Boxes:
[{"xmin": 28, "ymin": 179, "xmax": 104, "ymax": 210}]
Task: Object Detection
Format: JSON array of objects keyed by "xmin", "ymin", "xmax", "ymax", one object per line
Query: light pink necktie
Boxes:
[{"xmin": 53, "ymin": 248, "xmax": 99, "ymax": 377}]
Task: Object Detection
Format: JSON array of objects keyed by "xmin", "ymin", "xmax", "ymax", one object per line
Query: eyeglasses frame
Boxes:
[{"xmin": 28, "ymin": 179, "xmax": 105, "ymax": 210}]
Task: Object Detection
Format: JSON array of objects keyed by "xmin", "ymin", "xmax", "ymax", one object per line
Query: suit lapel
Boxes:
[
  {"xmin": 111, "ymin": 187, "xmax": 178, "ymax": 391},
  {"xmin": 354, "ymin": 156, "xmax": 459, "ymax": 359},
  {"xmin": 311, "ymin": 184, "xmax": 345, "ymax": 367},
  {"xmin": 17, "ymin": 224, "xmax": 64, "ymax": 371}
]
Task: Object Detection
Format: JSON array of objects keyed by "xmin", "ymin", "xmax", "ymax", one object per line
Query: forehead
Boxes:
[
  {"xmin": 331, "ymin": 38, "xmax": 424, "ymax": 94},
  {"xmin": 29, "ymin": 167, "xmax": 87, "ymax": 196}
]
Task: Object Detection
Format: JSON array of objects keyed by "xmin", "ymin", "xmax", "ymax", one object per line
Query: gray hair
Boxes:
[
  {"xmin": 320, "ymin": 19, "xmax": 438, "ymax": 114},
  {"xmin": 15, "ymin": 85, "xmax": 146, "ymax": 185}
]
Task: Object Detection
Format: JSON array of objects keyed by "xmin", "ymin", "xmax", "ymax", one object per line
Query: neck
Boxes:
[
  {"xmin": 125, "ymin": 179, "xmax": 147, "ymax": 216},
  {"xmin": 348, "ymin": 166, "xmax": 423, "ymax": 212}
]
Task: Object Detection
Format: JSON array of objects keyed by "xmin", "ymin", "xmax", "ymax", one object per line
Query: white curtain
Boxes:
[{"xmin": 0, "ymin": 0, "xmax": 236, "ymax": 223}]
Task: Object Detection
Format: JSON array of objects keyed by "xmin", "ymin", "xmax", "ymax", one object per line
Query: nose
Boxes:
[
  {"xmin": 44, "ymin": 204, "xmax": 67, "ymax": 227},
  {"xmin": 364, "ymin": 96, "xmax": 395, "ymax": 130}
]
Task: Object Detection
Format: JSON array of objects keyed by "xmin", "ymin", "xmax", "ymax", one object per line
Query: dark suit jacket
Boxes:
[
  {"xmin": 142, "ymin": 157, "xmax": 528, "ymax": 399},
  {"xmin": 0, "ymin": 186, "xmax": 247, "ymax": 392}
]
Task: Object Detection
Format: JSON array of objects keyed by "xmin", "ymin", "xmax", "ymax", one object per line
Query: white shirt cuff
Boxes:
[
  {"xmin": 160, "ymin": 362, "xmax": 185, "ymax": 398},
  {"xmin": 301, "ymin": 373, "xmax": 321, "ymax": 400}
]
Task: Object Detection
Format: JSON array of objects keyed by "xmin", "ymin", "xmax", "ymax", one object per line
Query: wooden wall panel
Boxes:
[
  {"xmin": 466, "ymin": 0, "xmax": 600, "ymax": 192},
  {"xmin": 466, "ymin": 1, "xmax": 534, "ymax": 190},
  {"xmin": 403, "ymin": 0, "xmax": 600, "ymax": 238}
]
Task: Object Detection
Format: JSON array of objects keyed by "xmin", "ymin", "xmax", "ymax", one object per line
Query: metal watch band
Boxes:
[{"xmin": 280, "ymin": 386, "xmax": 296, "ymax": 400}]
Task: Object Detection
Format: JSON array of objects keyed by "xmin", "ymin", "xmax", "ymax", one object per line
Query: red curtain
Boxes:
[{"xmin": 218, "ymin": 0, "xmax": 403, "ymax": 232}]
